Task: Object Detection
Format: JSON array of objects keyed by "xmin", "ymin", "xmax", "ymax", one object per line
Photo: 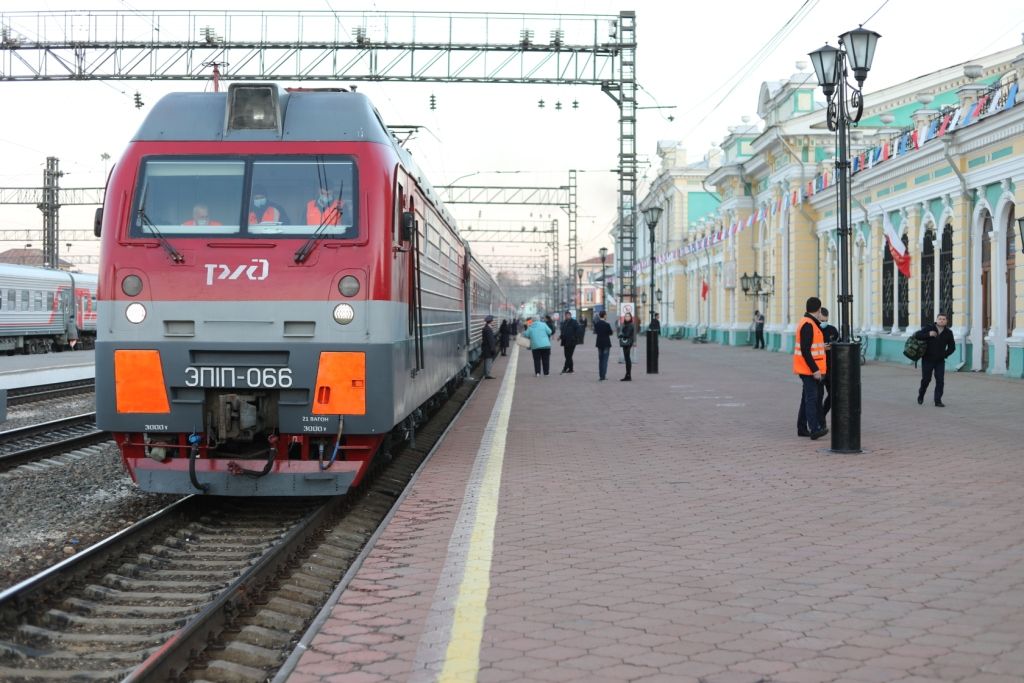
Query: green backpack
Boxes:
[{"xmin": 903, "ymin": 335, "xmax": 926, "ymax": 362}]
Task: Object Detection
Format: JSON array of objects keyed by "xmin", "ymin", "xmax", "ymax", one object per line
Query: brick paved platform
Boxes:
[{"xmin": 280, "ymin": 339, "xmax": 1024, "ymax": 683}]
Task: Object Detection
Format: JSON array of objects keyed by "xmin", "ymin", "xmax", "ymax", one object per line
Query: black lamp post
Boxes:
[
  {"xmin": 599, "ymin": 247, "xmax": 608, "ymax": 312},
  {"xmin": 577, "ymin": 268, "xmax": 584, "ymax": 312},
  {"xmin": 809, "ymin": 25, "xmax": 880, "ymax": 454},
  {"xmin": 642, "ymin": 206, "xmax": 663, "ymax": 373}
]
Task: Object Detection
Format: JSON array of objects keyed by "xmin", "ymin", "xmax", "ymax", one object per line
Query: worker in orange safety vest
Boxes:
[{"xmin": 793, "ymin": 296, "xmax": 828, "ymax": 440}]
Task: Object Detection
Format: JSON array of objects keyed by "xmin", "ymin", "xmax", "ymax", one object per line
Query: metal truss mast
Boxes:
[{"xmin": 1, "ymin": 10, "xmax": 636, "ymax": 300}]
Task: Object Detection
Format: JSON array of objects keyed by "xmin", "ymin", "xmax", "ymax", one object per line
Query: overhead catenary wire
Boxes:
[{"xmin": 676, "ymin": 0, "xmax": 821, "ymax": 140}]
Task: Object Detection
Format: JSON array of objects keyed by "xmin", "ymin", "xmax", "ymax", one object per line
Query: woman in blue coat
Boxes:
[{"xmin": 522, "ymin": 317, "xmax": 554, "ymax": 376}]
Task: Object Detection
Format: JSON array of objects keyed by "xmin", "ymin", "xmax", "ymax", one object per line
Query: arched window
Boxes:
[
  {"xmin": 939, "ymin": 223, "xmax": 953, "ymax": 323},
  {"xmin": 921, "ymin": 228, "xmax": 935, "ymax": 326},
  {"xmin": 882, "ymin": 245, "xmax": 894, "ymax": 330},
  {"xmin": 898, "ymin": 234, "xmax": 910, "ymax": 330}
]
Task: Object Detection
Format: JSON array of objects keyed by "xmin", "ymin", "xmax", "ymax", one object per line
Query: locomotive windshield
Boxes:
[{"xmin": 129, "ymin": 156, "xmax": 358, "ymax": 239}]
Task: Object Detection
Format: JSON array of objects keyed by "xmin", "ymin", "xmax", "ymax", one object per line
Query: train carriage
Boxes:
[
  {"xmin": 95, "ymin": 83, "xmax": 504, "ymax": 496},
  {"xmin": 0, "ymin": 263, "xmax": 96, "ymax": 354}
]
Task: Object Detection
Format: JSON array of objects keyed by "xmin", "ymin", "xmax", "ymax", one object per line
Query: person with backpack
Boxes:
[{"xmin": 913, "ymin": 313, "xmax": 955, "ymax": 407}]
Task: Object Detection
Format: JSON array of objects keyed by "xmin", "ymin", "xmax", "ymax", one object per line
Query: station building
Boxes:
[{"xmin": 638, "ymin": 43, "xmax": 1024, "ymax": 377}]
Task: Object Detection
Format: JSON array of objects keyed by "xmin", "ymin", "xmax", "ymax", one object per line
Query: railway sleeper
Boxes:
[
  {"xmin": 194, "ymin": 657, "xmax": 268, "ymax": 683},
  {"xmin": 238, "ymin": 607, "xmax": 304, "ymax": 633},
  {"xmin": 82, "ymin": 584, "xmax": 218, "ymax": 604},
  {"xmin": 216, "ymin": 639, "xmax": 282, "ymax": 669},
  {"xmin": 43, "ymin": 608, "xmax": 190, "ymax": 634},
  {"xmin": 278, "ymin": 572, "xmax": 334, "ymax": 594},
  {"xmin": 260, "ymin": 596, "xmax": 317, "ymax": 620},
  {"xmin": 233, "ymin": 623, "xmax": 291, "ymax": 649},
  {"xmin": 0, "ymin": 663, "xmax": 136, "ymax": 681},
  {"xmin": 100, "ymin": 574, "xmax": 229, "ymax": 593},
  {"xmin": 62, "ymin": 597, "xmax": 200, "ymax": 619},
  {"xmin": 17, "ymin": 622, "xmax": 175, "ymax": 648},
  {"xmin": 273, "ymin": 582, "xmax": 327, "ymax": 605}
]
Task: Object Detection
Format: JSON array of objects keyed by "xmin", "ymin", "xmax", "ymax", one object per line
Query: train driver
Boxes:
[
  {"xmin": 306, "ymin": 185, "xmax": 344, "ymax": 227},
  {"xmin": 248, "ymin": 186, "xmax": 288, "ymax": 225},
  {"xmin": 183, "ymin": 203, "xmax": 223, "ymax": 226}
]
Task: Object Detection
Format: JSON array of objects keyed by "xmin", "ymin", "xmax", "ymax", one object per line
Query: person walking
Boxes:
[
  {"xmin": 481, "ymin": 315, "xmax": 497, "ymax": 379},
  {"xmin": 593, "ymin": 310, "xmax": 613, "ymax": 381},
  {"xmin": 753, "ymin": 310, "xmax": 766, "ymax": 349},
  {"xmin": 818, "ymin": 307, "xmax": 839, "ymax": 419},
  {"xmin": 544, "ymin": 314, "xmax": 556, "ymax": 334},
  {"xmin": 559, "ymin": 310, "xmax": 581, "ymax": 374},
  {"xmin": 618, "ymin": 312, "xmax": 637, "ymax": 381},
  {"xmin": 497, "ymin": 319, "xmax": 510, "ymax": 356},
  {"xmin": 578, "ymin": 316, "xmax": 588, "ymax": 344},
  {"xmin": 794, "ymin": 297, "xmax": 828, "ymax": 440},
  {"xmin": 914, "ymin": 313, "xmax": 955, "ymax": 406},
  {"xmin": 523, "ymin": 316, "xmax": 554, "ymax": 376}
]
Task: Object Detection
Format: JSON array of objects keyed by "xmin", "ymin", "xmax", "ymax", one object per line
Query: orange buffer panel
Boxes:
[
  {"xmin": 312, "ymin": 351, "xmax": 366, "ymax": 415},
  {"xmin": 114, "ymin": 349, "xmax": 171, "ymax": 413}
]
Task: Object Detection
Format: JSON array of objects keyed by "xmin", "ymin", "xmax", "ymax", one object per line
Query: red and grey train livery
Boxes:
[{"xmin": 95, "ymin": 83, "xmax": 505, "ymax": 496}]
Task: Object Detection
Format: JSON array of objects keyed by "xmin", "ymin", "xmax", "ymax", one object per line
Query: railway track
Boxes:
[
  {"xmin": 6, "ymin": 380, "xmax": 96, "ymax": 407},
  {"xmin": 0, "ymin": 370, "xmax": 479, "ymax": 682},
  {"xmin": 0, "ymin": 413, "xmax": 109, "ymax": 473}
]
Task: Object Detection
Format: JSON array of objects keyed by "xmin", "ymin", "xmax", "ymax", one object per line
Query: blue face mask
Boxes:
[{"xmin": 253, "ymin": 198, "xmax": 267, "ymax": 209}]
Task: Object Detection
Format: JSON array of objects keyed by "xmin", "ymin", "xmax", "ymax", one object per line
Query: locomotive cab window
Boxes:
[{"xmin": 129, "ymin": 156, "xmax": 358, "ymax": 240}]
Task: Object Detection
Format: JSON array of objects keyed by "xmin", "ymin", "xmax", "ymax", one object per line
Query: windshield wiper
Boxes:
[
  {"xmin": 294, "ymin": 178, "xmax": 344, "ymax": 264},
  {"xmin": 139, "ymin": 208, "xmax": 184, "ymax": 263}
]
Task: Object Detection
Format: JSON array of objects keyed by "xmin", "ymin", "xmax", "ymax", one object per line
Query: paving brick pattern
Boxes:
[{"xmin": 288, "ymin": 340, "xmax": 1024, "ymax": 683}]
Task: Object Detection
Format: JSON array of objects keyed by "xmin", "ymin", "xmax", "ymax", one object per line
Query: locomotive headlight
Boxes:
[
  {"xmin": 125, "ymin": 302, "xmax": 147, "ymax": 324},
  {"xmin": 338, "ymin": 275, "xmax": 360, "ymax": 297},
  {"xmin": 122, "ymin": 275, "xmax": 143, "ymax": 297},
  {"xmin": 332, "ymin": 303, "xmax": 355, "ymax": 325}
]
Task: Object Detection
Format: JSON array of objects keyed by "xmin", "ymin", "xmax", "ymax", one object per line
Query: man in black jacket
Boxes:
[
  {"xmin": 914, "ymin": 313, "xmax": 955, "ymax": 406},
  {"xmin": 593, "ymin": 310, "xmax": 613, "ymax": 381},
  {"xmin": 559, "ymin": 311, "xmax": 581, "ymax": 374},
  {"xmin": 481, "ymin": 315, "xmax": 497, "ymax": 379}
]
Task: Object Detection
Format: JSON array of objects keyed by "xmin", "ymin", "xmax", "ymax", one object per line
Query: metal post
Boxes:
[
  {"xmin": 809, "ymin": 30, "xmax": 878, "ymax": 453},
  {"xmin": 646, "ymin": 220, "xmax": 658, "ymax": 373},
  {"xmin": 831, "ymin": 58, "xmax": 861, "ymax": 453}
]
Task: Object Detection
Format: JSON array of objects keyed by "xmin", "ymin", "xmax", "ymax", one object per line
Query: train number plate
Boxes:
[{"xmin": 184, "ymin": 366, "xmax": 293, "ymax": 389}]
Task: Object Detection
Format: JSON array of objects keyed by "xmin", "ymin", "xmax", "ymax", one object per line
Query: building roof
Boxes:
[
  {"xmin": 578, "ymin": 253, "xmax": 614, "ymax": 267},
  {"xmin": 0, "ymin": 248, "xmax": 77, "ymax": 270}
]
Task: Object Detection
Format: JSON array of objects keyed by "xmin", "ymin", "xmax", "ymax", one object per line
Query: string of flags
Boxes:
[{"xmin": 635, "ymin": 79, "xmax": 1020, "ymax": 274}]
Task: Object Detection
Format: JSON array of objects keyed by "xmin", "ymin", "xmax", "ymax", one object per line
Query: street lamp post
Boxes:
[
  {"xmin": 599, "ymin": 247, "xmax": 608, "ymax": 313},
  {"xmin": 809, "ymin": 26, "xmax": 880, "ymax": 454},
  {"xmin": 642, "ymin": 206, "xmax": 663, "ymax": 373},
  {"xmin": 576, "ymin": 268, "xmax": 584, "ymax": 314}
]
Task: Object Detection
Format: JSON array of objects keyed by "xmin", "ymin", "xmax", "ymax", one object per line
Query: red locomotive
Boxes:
[{"xmin": 95, "ymin": 84, "xmax": 505, "ymax": 495}]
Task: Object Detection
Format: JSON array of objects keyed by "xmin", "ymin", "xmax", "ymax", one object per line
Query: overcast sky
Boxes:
[{"xmin": 2, "ymin": 0, "xmax": 1022, "ymax": 272}]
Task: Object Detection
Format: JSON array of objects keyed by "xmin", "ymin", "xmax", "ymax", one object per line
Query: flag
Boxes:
[
  {"xmin": 1006, "ymin": 82, "xmax": 1018, "ymax": 110},
  {"xmin": 883, "ymin": 212, "xmax": 912, "ymax": 278},
  {"xmin": 936, "ymin": 112, "xmax": 952, "ymax": 137},
  {"xmin": 701, "ymin": 280, "xmax": 709, "ymax": 300}
]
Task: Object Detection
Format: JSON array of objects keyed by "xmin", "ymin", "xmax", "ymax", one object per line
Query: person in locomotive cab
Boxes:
[
  {"xmin": 306, "ymin": 185, "xmax": 343, "ymax": 226},
  {"xmin": 183, "ymin": 203, "xmax": 223, "ymax": 226},
  {"xmin": 248, "ymin": 186, "xmax": 288, "ymax": 225}
]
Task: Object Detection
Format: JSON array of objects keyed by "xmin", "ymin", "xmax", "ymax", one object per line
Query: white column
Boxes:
[
  {"xmin": 993, "ymin": 215, "xmax": 1007, "ymax": 374},
  {"xmin": 971, "ymin": 210, "xmax": 984, "ymax": 371}
]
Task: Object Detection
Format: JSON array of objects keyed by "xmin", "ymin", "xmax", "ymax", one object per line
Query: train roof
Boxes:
[
  {"xmin": 133, "ymin": 86, "xmax": 394, "ymax": 144},
  {"xmin": 0, "ymin": 263, "xmax": 95, "ymax": 285}
]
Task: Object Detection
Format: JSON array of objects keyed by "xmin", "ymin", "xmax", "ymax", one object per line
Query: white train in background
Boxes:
[{"xmin": 0, "ymin": 264, "xmax": 97, "ymax": 354}]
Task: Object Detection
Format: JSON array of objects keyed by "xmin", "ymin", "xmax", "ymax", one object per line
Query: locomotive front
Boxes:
[{"xmin": 96, "ymin": 84, "xmax": 410, "ymax": 496}]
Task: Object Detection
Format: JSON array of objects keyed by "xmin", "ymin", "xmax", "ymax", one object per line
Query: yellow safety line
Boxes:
[{"xmin": 438, "ymin": 352, "xmax": 517, "ymax": 682}]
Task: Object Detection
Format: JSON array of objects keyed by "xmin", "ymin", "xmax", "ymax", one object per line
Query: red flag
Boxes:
[
  {"xmin": 701, "ymin": 280, "xmax": 709, "ymax": 300},
  {"xmin": 883, "ymin": 213, "xmax": 912, "ymax": 278}
]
